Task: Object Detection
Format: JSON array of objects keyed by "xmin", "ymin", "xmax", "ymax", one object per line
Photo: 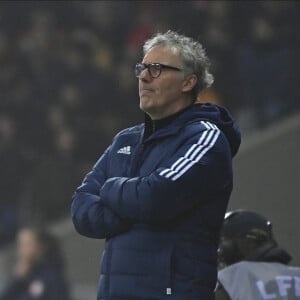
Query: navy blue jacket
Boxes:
[{"xmin": 71, "ymin": 103, "xmax": 241, "ymax": 300}]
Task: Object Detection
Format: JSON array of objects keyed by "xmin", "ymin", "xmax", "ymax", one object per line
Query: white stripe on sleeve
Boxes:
[{"xmin": 159, "ymin": 121, "xmax": 220, "ymax": 181}]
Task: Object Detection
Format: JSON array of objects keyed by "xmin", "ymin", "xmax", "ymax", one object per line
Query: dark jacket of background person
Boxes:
[
  {"xmin": 0, "ymin": 228, "xmax": 71, "ymax": 300},
  {"xmin": 0, "ymin": 257, "xmax": 70, "ymax": 300},
  {"xmin": 216, "ymin": 210, "xmax": 299, "ymax": 300},
  {"xmin": 72, "ymin": 103, "xmax": 241, "ymax": 300}
]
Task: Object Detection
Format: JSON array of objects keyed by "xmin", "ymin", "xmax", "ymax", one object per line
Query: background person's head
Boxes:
[
  {"xmin": 218, "ymin": 209, "xmax": 291, "ymax": 269},
  {"xmin": 137, "ymin": 30, "xmax": 214, "ymax": 120},
  {"xmin": 17, "ymin": 226, "xmax": 62, "ymax": 267}
]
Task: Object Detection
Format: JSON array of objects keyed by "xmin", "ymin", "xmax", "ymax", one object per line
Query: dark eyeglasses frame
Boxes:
[{"xmin": 135, "ymin": 63, "xmax": 182, "ymax": 79}]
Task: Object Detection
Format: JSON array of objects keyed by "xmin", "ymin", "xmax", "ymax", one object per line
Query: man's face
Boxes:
[{"xmin": 139, "ymin": 46, "xmax": 188, "ymax": 120}]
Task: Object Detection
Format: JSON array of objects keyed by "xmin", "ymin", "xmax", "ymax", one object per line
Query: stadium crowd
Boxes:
[{"xmin": 0, "ymin": 1, "xmax": 299, "ymax": 248}]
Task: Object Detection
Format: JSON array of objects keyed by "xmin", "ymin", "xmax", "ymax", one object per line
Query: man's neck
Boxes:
[{"xmin": 149, "ymin": 96, "xmax": 193, "ymax": 121}]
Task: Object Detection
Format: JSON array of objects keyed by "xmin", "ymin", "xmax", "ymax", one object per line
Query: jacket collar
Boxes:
[{"xmin": 142, "ymin": 105, "xmax": 195, "ymax": 143}]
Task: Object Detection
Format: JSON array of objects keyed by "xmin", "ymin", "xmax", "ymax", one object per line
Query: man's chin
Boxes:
[
  {"xmin": 140, "ymin": 105, "xmax": 157, "ymax": 118},
  {"xmin": 139, "ymin": 98, "xmax": 153, "ymax": 113}
]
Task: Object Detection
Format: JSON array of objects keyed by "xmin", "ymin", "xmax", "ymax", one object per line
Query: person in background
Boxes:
[
  {"xmin": 0, "ymin": 226, "xmax": 71, "ymax": 300},
  {"xmin": 72, "ymin": 30, "xmax": 241, "ymax": 299},
  {"xmin": 216, "ymin": 209, "xmax": 300, "ymax": 300}
]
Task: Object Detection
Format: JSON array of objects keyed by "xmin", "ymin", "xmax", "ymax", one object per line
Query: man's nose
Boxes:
[{"xmin": 139, "ymin": 68, "xmax": 151, "ymax": 82}]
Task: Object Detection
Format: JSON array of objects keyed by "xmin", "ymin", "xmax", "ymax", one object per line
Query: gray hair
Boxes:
[{"xmin": 143, "ymin": 30, "xmax": 214, "ymax": 100}]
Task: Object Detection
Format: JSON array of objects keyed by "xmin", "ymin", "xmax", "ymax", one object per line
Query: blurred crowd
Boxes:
[{"xmin": 0, "ymin": 1, "xmax": 299, "ymax": 248}]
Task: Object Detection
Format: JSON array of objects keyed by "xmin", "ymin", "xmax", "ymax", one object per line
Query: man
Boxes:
[
  {"xmin": 0, "ymin": 226, "xmax": 70, "ymax": 300},
  {"xmin": 216, "ymin": 209, "xmax": 300, "ymax": 300},
  {"xmin": 71, "ymin": 30, "xmax": 241, "ymax": 300}
]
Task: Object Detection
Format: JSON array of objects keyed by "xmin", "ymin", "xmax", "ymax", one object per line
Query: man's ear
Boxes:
[{"xmin": 182, "ymin": 74, "xmax": 197, "ymax": 93}]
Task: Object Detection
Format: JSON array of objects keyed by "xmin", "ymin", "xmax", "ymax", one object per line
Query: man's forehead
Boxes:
[{"xmin": 142, "ymin": 46, "xmax": 181, "ymax": 63}]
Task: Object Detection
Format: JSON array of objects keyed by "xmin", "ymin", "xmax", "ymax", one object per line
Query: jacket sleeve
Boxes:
[
  {"xmin": 100, "ymin": 125, "xmax": 232, "ymax": 224},
  {"xmin": 71, "ymin": 147, "xmax": 131, "ymax": 239}
]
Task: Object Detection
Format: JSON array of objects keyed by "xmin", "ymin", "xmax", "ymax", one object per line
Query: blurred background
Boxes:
[{"xmin": 0, "ymin": 1, "xmax": 299, "ymax": 299}]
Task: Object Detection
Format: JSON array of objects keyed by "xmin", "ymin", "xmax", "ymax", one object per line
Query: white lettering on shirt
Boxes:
[
  {"xmin": 256, "ymin": 276, "xmax": 300, "ymax": 299},
  {"xmin": 256, "ymin": 280, "xmax": 276, "ymax": 299}
]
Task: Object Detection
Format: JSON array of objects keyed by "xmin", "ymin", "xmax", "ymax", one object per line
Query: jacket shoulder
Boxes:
[
  {"xmin": 113, "ymin": 124, "xmax": 143, "ymax": 139},
  {"xmin": 182, "ymin": 119, "xmax": 221, "ymax": 138}
]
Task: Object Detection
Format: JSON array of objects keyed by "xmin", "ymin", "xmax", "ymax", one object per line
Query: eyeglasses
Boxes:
[{"xmin": 135, "ymin": 63, "xmax": 182, "ymax": 79}]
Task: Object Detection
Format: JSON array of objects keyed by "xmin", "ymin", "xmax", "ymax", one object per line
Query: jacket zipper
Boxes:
[{"xmin": 129, "ymin": 143, "xmax": 144, "ymax": 177}]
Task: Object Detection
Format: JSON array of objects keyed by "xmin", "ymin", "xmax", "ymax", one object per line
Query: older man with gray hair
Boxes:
[{"xmin": 71, "ymin": 30, "xmax": 241, "ymax": 300}]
